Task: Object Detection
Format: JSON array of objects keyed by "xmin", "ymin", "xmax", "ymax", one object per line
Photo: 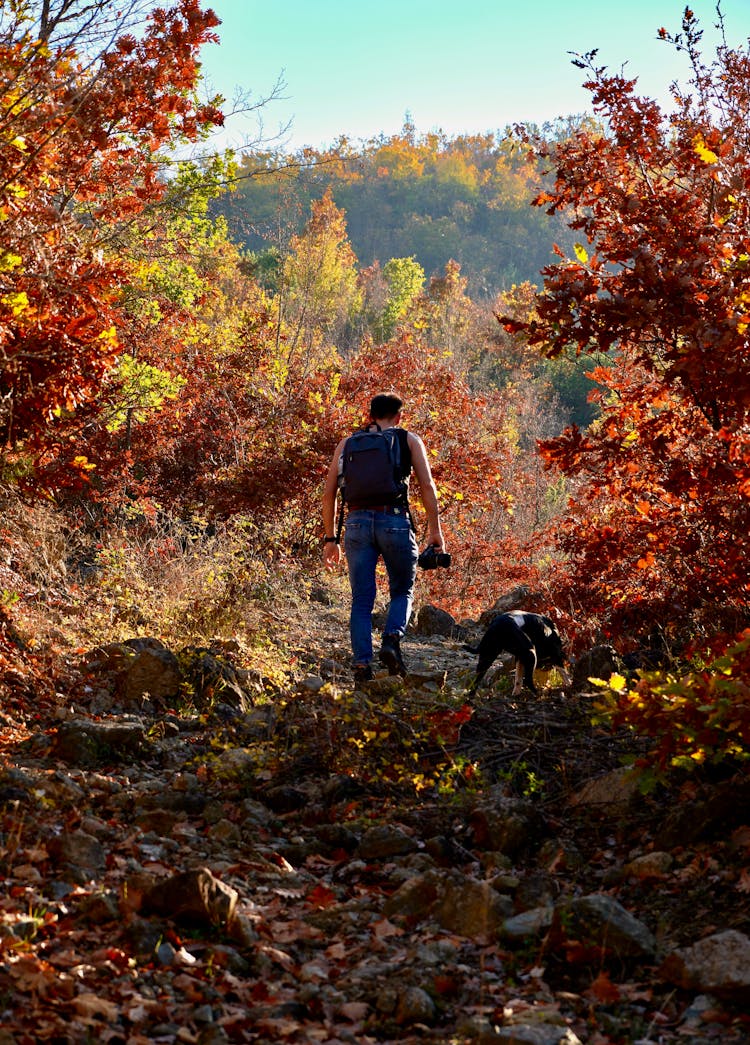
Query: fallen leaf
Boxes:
[
  {"xmin": 73, "ymin": 992, "xmax": 120, "ymax": 1021},
  {"xmin": 340, "ymin": 1001, "xmax": 369, "ymax": 1021},
  {"xmin": 586, "ymin": 970, "xmax": 621, "ymax": 1003},
  {"xmin": 372, "ymin": 917, "xmax": 404, "ymax": 939}
]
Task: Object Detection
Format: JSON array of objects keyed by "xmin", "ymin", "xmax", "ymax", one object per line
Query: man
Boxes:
[{"xmin": 323, "ymin": 392, "xmax": 445, "ymax": 682}]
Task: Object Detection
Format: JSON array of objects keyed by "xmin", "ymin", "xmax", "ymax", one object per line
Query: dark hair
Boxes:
[{"xmin": 370, "ymin": 393, "xmax": 403, "ymax": 420}]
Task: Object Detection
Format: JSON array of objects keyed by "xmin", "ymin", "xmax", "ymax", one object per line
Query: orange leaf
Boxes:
[
  {"xmin": 586, "ymin": 970, "xmax": 621, "ymax": 1003},
  {"xmin": 306, "ymin": 883, "xmax": 337, "ymax": 908}
]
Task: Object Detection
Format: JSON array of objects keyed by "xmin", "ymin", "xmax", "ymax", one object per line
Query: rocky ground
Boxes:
[{"xmin": 0, "ymin": 588, "xmax": 749, "ymax": 1044}]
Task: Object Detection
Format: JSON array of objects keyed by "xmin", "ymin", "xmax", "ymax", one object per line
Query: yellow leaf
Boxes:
[
  {"xmin": 1, "ymin": 291, "xmax": 29, "ymax": 315},
  {"xmin": 0, "ymin": 252, "xmax": 22, "ymax": 272},
  {"xmin": 72, "ymin": 455, "xmax": 96, "ymax": 472},
  {"xmin": 574, "ymin": 242, "xmax": 589, "ymax": 264},
  {"xmin": 608, "ymin": 673, "xmax": 628, "ymax": 692},
  {"xmin": 96, "ymin": 325, "xmax": 118, "ymax": 345},
  {"xmin": 693, "ymin": 134, "xmax": 719, "ymax": 164}
]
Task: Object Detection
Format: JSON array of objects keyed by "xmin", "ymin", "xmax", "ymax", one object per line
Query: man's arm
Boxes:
[
  {"xmin": 322, "ymin": 437, "xmax": 347, "ymax": 566},
  {"xmin": 408, "ymin": 432, "xmax": 445, "ymax": 550}
]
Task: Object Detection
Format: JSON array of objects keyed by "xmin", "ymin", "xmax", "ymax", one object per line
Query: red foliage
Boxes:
[
  {"xmin": 0, "ymin": 1, "xmax": 222, "ymax": 458},
  {"xmin": 508, "ymin": 19, "xmax": 750, "ymax": 641}
]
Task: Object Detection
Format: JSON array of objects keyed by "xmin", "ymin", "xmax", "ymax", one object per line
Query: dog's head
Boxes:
[{"xmin": 537, "ymin": 618, "xmax": 566, "ymax": 668}]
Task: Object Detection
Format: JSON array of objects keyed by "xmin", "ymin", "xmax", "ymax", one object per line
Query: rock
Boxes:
[
  {"xmin": 501, "ymin": 906, "xmax": 554, "ymax": 943},
  {"xmin": 357, "ymin": 824, "xmax": 418, "ymax": 860},
  {"xmin": 299, "ymin": 675, "xmax": 326, "ymax": 692},
  {"xmin": 469, "ymin": 797, "xmax": 539, "ymax": 856},
  {"xmin": 384, "ymin": 868, "xmax": 513, "ymax": 936},
  {"xmin": 551, "ymin": 894, "xmax": 656, "ymax": 961},
  {"xmin": 142, "ymin": 867, "xmax": 238, "ymax": 929},
  {"xmin": 456, "ymin": 1017, "xmax": 581, "ymax": 1044},
  {"xmin": 571, "ymin": 644, "xmax": 624, "ymax": 689},
  {"xmin": 47, "ymin": 830, "xmax": 106, "ymax": 878},
  {"xmin": 478, "ymin": 587, "xmax": 532, "ymax": 626},
  {"xmin": 53, "ymin": 718, "xmax": 147, "ymax": 766},
  {"xmin": 415, "ymin": 604, "xmax": 462, "ymax": 638},
  {"xmin": 395, "ymin": 985, "xmax": 437, "ymax": 1025},
  {"xmin": 659, "ymin": 929, "xmax": 750, "ymax": 999},
  {"xmin": 568, "ymin": 766, "xmax": 643, "ymax": 812},
  {"xmin": 623, "ymin": 851, "xmax": 673, "ymax": 879}
]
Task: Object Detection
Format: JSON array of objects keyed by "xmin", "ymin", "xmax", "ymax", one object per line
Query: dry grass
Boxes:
[{"xmin": 0, "ymin": 490, "xmax": 319, "ymax": 688}]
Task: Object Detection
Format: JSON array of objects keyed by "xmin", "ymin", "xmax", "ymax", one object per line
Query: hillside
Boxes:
[
  {"xmin": 0, "ymin": 508, "xmax": 748, "ymax": 1043},
  {"xmin": 213, "ymin": 126, "xmax": 583, "ymax": 298},
  {"xmin": 2, "ymin": 4, "xmax": 750, "ymax": 1040}
]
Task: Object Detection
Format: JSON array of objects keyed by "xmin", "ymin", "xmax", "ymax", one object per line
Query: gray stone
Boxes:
[
  {"xmin": 395, "ymin": 985, "xmax": 437, "ymax": 1025},
  {"xmin": 456, "ymin": 1017, "xmax": 581, "ymax": 1044},
  {"xmin": 660, "ymin": 930, "xmax": 750, "ymax": 999},
  {"xmin": 142, "ymin": 867, "xmax": 238, "ymax": 929},
  {"xmin": 572, "ymin": 644, "xmax": 624, "ymax": 689},
  {"xmin": 53, "ymin": 718, "xmax": 147, "ymax": 766},
  {"xmin": 357, "ymin": 824, "xmax": 418, "ymax": 860},
  {"xmin": 501, "ymin": 906, "xmax": 554, "ymax": 943},
  {"xmin": 551, "ymin": 894, "xmax": 656, "ymax": 960},
  {"xmin": 568, "ymin": 766, "xmax": 643, "ymax": 812},
  {"xmin": 384, "ymin": 868, "xmax": 513, "ymax": 937},
  {"xmin": 415, "ymin": 604, "xmax": 460, "ymax": 637},
  {"xmin": 299, "ymin": 675, "xmax": 326, "ymax": 692}
]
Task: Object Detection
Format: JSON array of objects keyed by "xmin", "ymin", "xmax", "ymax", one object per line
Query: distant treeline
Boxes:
[{"xmin": 212, "ymin": 120, "xmax": 591, "ymax": 297}]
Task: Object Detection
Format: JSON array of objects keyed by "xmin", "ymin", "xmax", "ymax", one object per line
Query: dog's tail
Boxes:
[{"xmin": 463, "ymin": 643, "xmax": 480, "ymax": 654}]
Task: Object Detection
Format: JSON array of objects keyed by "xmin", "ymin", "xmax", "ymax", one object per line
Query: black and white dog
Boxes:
[{"xmin": 468, "ymin": 611, "xmax": 571, "ymax": 697}]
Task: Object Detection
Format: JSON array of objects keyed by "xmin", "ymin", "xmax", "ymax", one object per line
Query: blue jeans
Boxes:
[{"xmin": 344, "ymin": 508, "xmax": 418, "ymax": 666}]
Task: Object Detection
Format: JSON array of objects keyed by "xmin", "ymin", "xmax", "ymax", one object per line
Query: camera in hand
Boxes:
[{"xmin": 418, "ymin": 544, "xmax": 451, "ymax": 570}]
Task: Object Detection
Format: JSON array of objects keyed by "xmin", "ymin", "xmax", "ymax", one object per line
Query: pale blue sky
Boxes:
[{"xmin": 198, "ymin": 1, "xmax": 750, "ymax": 153}]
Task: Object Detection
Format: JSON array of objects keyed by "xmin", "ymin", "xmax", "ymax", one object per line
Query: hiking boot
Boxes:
[
  {"xmin": 353, "ymin": 662, "xmax": 373, "ymax": 684},
  {"xmin": 379, "ymin": 634, "xmax": 407, "ymax": 677}
]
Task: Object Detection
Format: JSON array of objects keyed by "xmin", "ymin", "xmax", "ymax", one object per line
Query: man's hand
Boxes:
[
  {"xmin": 324, "ymin": 542, "xmax": 342, "ymax": 569},
  {"xmin": 427, "ymin": 531, "xmax": 445, "ymax": 553}
]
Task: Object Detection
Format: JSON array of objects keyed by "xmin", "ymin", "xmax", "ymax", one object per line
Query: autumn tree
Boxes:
[
  {"xmin": 280, "ymin": 188, "xmax": 362, "ymax": 360},
  {"xmin": 0, "ymin": 0, "xmax": 222, "ymax": 482},
  {"xmin": 507, "ymin": 8, "xmax": 750, "ymax": 644},
  {"xmin": 222, "ymin": 128, "xmax": 576, "ymax": 296}
]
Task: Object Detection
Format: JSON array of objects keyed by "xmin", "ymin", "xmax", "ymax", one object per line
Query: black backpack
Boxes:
[{"xmin": 339, "ymin": 425, "xmax": 409, "ymax": 507}]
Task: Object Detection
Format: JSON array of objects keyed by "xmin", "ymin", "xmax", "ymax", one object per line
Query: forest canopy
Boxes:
[{"xmin": 212, "ymin": 123, "xmax": 586, "ymax": 298}]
